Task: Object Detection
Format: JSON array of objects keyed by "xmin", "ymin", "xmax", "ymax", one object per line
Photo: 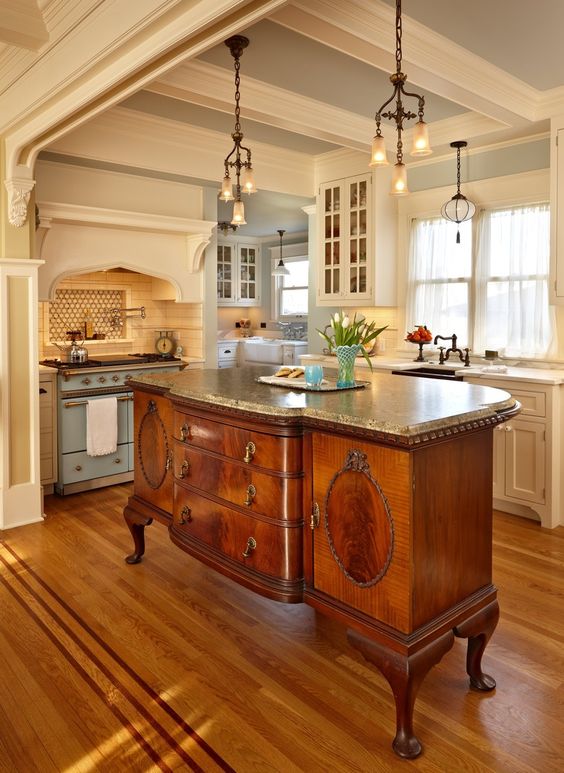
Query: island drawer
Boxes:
[
  {"xmin": 172, "ymin": 486, "xmax": 303, "ymax": 581},
  {"xmin": 173, "ymin": 443, "xmax": 303, "ymax": 521},
  {"xmin": 173, "ymin": 411, "xmax": 302, "ymax": 472}
]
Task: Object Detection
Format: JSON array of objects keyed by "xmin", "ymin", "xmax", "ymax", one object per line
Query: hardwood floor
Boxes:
[{"xmin": 0, "ymin": 484, "xmax": 563, "ymax": 772}]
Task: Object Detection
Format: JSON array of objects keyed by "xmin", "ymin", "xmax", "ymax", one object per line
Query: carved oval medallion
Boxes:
[
  {"xmin": 324, "ymin": 450, "xmax": 394, "ymax": 587},
  {"xmin": 137, "ymin": 400, "xmax": 169, "ymax": 490}
]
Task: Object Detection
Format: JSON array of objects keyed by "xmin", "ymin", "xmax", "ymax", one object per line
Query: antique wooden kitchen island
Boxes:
[{"xmin": 124, "ymin": 366, "xmax": 519, "ymax": 759}]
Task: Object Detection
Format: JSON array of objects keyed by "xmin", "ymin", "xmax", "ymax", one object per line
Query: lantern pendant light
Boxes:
[
  {"xmin": 272, "ymin": 229, "xmax": 290, "ymax": 276},
  {"xmin": 369, "ymin": 0, "xmax": 431, "ymax": 196},
  {"xmin": 218, "ymin": 36, "xmax": 256, "ymax": 225},
  {"xmin": 441, "ymin": 141, "xmax": 476, "ymax": 243}
]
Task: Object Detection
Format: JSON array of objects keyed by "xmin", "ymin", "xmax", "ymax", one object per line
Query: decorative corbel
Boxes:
[
  {"xmin": 4, "ymin": 177, "xmax": 36, "ymax": 227},
  {"xmin": 186, "ymin": 233, "xmax": 213, "ymax": 273}
]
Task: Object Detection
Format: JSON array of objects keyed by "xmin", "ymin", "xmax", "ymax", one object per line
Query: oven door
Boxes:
[
  {"xmin": 60, "ymin": 393, "xmax": 132, "ymax": 453},
  {"xmin": 58, "ymin": 393, "xmax": 133, "ymax": 490}
]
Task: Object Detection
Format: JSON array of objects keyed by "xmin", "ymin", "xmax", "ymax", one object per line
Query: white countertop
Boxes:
[{"xmin": 300, "ymin": 353, "xmax": 564, "ymax": 385}]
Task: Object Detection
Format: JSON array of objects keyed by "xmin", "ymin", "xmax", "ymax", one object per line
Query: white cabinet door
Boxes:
[
  {"xmin": 504, "ymin": 419, "xmax": 546, "ymax": 504},
  {"xmin": 318, "ymin": 174, "xmax": 372, "ymax": 306},
  {"xmin": 217, "ymin": 240, "xmax": 261, "ymax": 307},
  {"xmin": 217, "ymin": 243, "xmax": 236, "ymax": 303}
]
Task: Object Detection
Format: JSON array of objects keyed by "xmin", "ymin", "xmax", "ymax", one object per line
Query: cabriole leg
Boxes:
[
  {"xmin": 124, "ymin": 508, "xmax": 153, "ymax": 564},
  {"xmin": 454, "ymin": 599, "xmax": 499, "ymax": 691},
  {"xmin": 348, "ymin": 629, "xmax": 455, "ymax": 759}
]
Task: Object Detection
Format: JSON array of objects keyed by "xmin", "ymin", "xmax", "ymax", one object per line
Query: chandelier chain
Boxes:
[
  {"xmin": 395, "ymin": 0, "xmax": 402, "ymax": 73},
  {"xmin": 233, "ymin": 54, "xmax": 241, "ymax": 135}
]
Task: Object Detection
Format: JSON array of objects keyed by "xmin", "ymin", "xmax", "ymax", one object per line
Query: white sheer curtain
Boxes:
[
  {"xmin": 405, "ymin": 217, "xmax": 471, "ymax": 344},
  {"xmin": 474, "ymin": 204, "xmax": 555, "ymax": 358}
]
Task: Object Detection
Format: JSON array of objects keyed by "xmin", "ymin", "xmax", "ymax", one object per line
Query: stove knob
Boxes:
[
  {"xmin": 81, "ymin": 378, "xmax": 91, "ymax": 385},
  {"xmin": 112, "ymin": 375, "xmax": 120, "ymax": 382},
  {"xmin": 97, "ymin": 376, "xmax": 106, "ymax": 383}
]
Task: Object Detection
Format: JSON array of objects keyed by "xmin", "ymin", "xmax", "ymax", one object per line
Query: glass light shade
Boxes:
[
  {"xmin": 231, "ymin": 199, "xmax": 246, "ymax": 225},
  {"xmin": 390, "ymin": 162, "xmax": 409, "ymax": 196},
  {"xmin": 369, "ymin": 134, "xmax": 389, "ymax": 167},
  {"xmin": 241, "ymin": 166, "xmax": 257, "ymax": 194},
  {"xmin": 441, "ymin": 194, "xmax": 476, "ymax": 224},
  {"xmin": 272, "ymin": 259, "xmax": 290, "ymax": 277},
  {"xmin": 219, "ymin": 176, "xmax": 234, "ymax": 201},
  {"xmin": 410, "ymin": 121, "xmax": 432, "ymax": 157}
]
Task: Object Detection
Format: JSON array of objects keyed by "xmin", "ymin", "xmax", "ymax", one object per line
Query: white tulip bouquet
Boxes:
[{"xmin": 317, "ymin": 311, "xmax": 388, "ymax": 369}]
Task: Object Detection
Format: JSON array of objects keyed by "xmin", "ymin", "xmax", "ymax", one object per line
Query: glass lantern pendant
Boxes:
[{"xmin": 441, "ymin": 141, "xmax": 476, "ymax": 243}]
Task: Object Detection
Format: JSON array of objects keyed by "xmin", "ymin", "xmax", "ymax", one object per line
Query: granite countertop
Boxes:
[{"xmin": 130, "ymin": 365, "xmax": 517, "ymax": 443}]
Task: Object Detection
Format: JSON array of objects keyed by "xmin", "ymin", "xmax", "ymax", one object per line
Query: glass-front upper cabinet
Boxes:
[
  {"xmin": 217, "ymin": 240, "xmax": 261, "ymax": 307},
  {"xmin": 318, "ymin": 173, "xmax": 373, "ymax": 306},
  {"xmin": 217, "ymin": 243, "xmax": 235, "ymax": 303}
]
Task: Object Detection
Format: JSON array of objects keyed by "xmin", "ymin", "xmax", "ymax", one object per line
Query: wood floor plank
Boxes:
[{"xmin": 0, "ymin": 485, "xmax": 563, "ymax": 772}]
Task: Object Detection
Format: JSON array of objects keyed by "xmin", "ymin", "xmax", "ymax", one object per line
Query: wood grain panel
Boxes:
[
  {"xmin": 311, "ymin": 433, "xmax": 413, "ymax": 633},
  {"xmin": 133, "ymin": 391, "xmax": 173, "ymax": 513},
  {"xmin": 412, "ymin": 431, "xmax": 494, "ymax": 628},
  {"xmin": 173, "ymin": 410, "xmax": 302, "ymax": 472},
  {"xmin": 173, "ymin": 442, "xmax": 303, "ymax": 521}
]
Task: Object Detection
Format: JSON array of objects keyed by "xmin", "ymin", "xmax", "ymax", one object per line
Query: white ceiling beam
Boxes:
[
  {"xmin": 148, "ymin": 60, "xmax": 505, "ymax": 156},
  {"xmin": 274, "ymin": 0, "xmax": 538, "ymax": 127}
]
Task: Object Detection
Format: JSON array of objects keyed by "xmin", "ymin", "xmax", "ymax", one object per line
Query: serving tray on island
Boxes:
[{"xmin": 257, "ymin": 375, "xmax": 368, "ymax": 391}]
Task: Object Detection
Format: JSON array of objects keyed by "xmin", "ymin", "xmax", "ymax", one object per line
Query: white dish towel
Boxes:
[{"xmin": 86, "ymin": 397, "xmax": 118, "ymax": 457}]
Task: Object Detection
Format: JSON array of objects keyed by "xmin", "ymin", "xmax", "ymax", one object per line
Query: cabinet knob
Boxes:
[
  {"xmin": 81, "ymin": 378, "xmax": 91, "ymax": 385},
  {"xmin": 505, "ymin": 425, "xmax": 513, "ymax": 432},
  {"xmin": 244, "ymin": 483, "xmax": 256, "ymax": 506},
  {"xmin": 180, "ymin": 423, "xmax": 190, "ymax": 442},
  {"xmin": 495, "ymin": 425, "xmax": 503, "ymax": 431},
  {"xmin": 179, "ymin": 505, "xmax": 192, "ymax": 524},
  {"xmin": 74, "ymin": 465, "xmax": 82, "ymax": 471},
  {"xmin": 242, "ymin": 536, "xmax": 257, "ymax": 558},
  {"xmin": 178, "ymin": 459, "xmax": 190, "ymax": 479},
  {"xmin": 243, "ymin": 441, "xmax": 256, "ymax": 464},
  {"xmin": 114, "ymin": 458, "xmax": 121, "ymax": 464}
]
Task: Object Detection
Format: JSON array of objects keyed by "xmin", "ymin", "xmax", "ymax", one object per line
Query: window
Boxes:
[
  {"xmin": 276, "ymin": 257, "xmax": 309, "ymax": 318},
  {"xmin": 406, "ymin": 204, "xmax": 555, "ymax": 358}
]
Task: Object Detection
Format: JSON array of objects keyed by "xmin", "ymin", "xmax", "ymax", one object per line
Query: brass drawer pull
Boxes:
[
  {"xmin": 180, "ymin": 423, "xmax": 190, "ymax": 442},
  {"xmin": 178, "ymin": 459, "xmax": 190, "ymax": 479},
  {"xmin": 74, "ymin": 465, "xmax": 82, "ymax": 472},
  {"xmin": 243, "ymin": 441, "xmax": 256, "ymax": 464},
  {"xmin": 242, "ymin": 536, "xmax": 256, "ymax": 558},
  {"xmin": 114, "ymin": 458, "xmax": 121, "ymax": 464},
  {"xmin": 165, "ymin": 452, "xmax": 172, "ymax": 471},
  {"xmin": 179, "ymin": 506, "xmax": 192, "ymax": 524},
  {"xmin": 244, "ymin": 484, "xmax": 256, "ymax": 506}
]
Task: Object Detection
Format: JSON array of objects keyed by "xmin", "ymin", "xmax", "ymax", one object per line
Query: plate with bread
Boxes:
[{"xmin": 258, "ymin": 367, "xmax": 367, "ymax": 391}]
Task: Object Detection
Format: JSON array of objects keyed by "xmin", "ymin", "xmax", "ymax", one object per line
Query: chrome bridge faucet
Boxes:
[{"xmin": 433, "ymin": 333, "xmax": 471, "ymax": 366}]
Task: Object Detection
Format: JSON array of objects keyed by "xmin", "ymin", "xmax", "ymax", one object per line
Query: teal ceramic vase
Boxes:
[{"xmin": 335, "ymin": 344, "xmax": 361, "ymax": 388}]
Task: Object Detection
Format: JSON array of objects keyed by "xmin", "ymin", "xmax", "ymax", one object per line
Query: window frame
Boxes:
[
  {"xmin": 269, "ymin": 242, "xmax": 309, "ymax": 321},
  {"xmin": 396, "ymin": 169, "xmax": 551, "ymax": 359},
  {"xmin": 406, "ymin": 202, "xmax": 551, "ymax": 357}
]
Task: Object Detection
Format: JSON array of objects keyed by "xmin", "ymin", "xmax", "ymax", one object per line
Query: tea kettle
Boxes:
[{"xmin": 52, "ymin": 332, "xmax": 89, "ymax": 363}]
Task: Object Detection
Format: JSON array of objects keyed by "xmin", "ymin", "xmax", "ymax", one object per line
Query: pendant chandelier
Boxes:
[
  {"xmin": 272, "ymin": 229, "xmax": 290, "ymax": 276},
  {"xmin": 218, "ymin": 35, "xmax": 256, "ymax": 225},
  {"xmin": 369, "ymin": 0, "xmax": 431, "ymax": 196},
  {"xmin": 441, "ymin": 141, "xmax": 476, "ymax": 243}
]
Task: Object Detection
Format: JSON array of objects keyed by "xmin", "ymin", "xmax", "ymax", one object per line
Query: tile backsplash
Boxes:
[
  {"xmin": 39, "ymin": 270, "xmax": 204, "ymax": 361},
  {"xmin": 49, "ymin": 288, "xmax": 124, "ymax": 341}
]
